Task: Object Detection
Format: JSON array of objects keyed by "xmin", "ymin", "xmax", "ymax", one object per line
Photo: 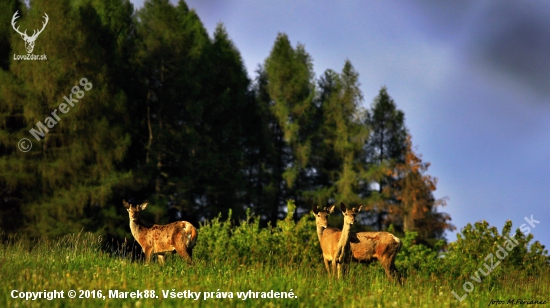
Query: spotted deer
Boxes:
[
  {"xmin": 313, "ymin": 204, "xmax": 402, "ymax": 282},
  {"xmin": 313, "ymin": 203, "xmax": 362, "ymax": 279},
  {"xmin": 123, "ymin": 200, "xmax": 197, "ymax": 265}
]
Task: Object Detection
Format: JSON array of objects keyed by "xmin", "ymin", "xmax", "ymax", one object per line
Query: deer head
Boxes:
[
  {"xmin": 340, "ymin": 202, "xmax": 362, "ymax": 226},
  {"xmin": 123, "ymin": 200, "xmax": 148, "ymax": 223},
  {"xmin": 313, "ymin": 204, "xmax": 335, "ymax": 229},
  {"xmin": 11, "ymin": 11, "xmax": 49, "ymax": 54}
]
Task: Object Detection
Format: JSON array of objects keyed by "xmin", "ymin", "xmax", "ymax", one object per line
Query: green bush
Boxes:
[
  {"xmin": 193, "ymin": 200, "xmax": 320, "ymax": 267},
  {"xmin": 395, "ymin": 231, "xmax": 444, "ymax": 277},
  {"xmin": 394, "ymin": 220, "xmax": 550, "ymax": 281},
  {"xmin": 194, "ymin": 203, "xmax": 550, "ymax": 281},
  {"xmin": 444, "ymin": 220, "xmax": 549, "ymax": 280}
]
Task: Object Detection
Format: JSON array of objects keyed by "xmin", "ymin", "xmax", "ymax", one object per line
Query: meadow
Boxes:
[{"xmin": 1, "ymin": 201, "xmax": 549, "ymax": 307}]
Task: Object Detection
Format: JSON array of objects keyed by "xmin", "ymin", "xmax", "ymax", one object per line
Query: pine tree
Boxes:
[
  {"xmin": 263, "ymin": 33, "xmax": 316, "ymax": 220},
  {"xmin": 365, "ymin": 87, "xmax": 407, "ymax": 164},
  {"xmin": 364, "ymin": 86, "xmax": 408, "ymax": 230},
  {"xmin": 307, "ymin": 61, "xmax": 370, "ymax": 207},
  {"xmin": 250, "ymin": 65, "xmax": 286, "ymax": 223},
  {"xmin": 193, "ymin": 24, "xmax": 255, "ymax": 219},
  {"xmin": 0, "ymin": 0, "xmax": 132, "ymax": 238},
  {"xmin": 133, "ymin": 1, "xmax": 260, "ymax": 224},
  {"xmin": 132, "ymin": 0, "xmax": 211, "ymax": 223}
]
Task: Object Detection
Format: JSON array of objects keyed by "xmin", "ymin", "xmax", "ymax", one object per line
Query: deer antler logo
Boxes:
[{"xmin": 11, "ymin": 11, "xmax": 49, "ymax": 54}]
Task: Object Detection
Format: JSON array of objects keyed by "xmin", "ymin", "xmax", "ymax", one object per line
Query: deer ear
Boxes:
[
  {"xmin": 312, "ymin": 205, "xmax": 319, "ymax": 215},
  {"xmin": 123, "ymin": 200, "xmax": 130, "ymax": 209},
  {"xmin": 357, "ymin": 204, "xmax": 363, "ymax": 213},
  {"xmin": 340, "ymin": 202, "xmax": 347, "ymax": 213},
  {"xmin": 139, "ymin": 203, "xmax": 148, "ymax": 211},
  {"xmin": 327, "ymin": 204, "xmax": 335, "ymax": 214}
]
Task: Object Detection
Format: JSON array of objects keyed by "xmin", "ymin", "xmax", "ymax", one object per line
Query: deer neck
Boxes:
[
  {"xmin": 129, "ymin": 217, "xmax": 146, "ymax": 238},
  {"xmin": 316, "ymin": 224, "xmax": 325, "ymax": 242},
  {"xmin": 337, "ymin": 221, "xmax": 352, "ymax": 249}
]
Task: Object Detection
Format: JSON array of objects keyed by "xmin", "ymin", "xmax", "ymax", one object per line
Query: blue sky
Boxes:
[{"xmin": 130, "ymin": 0, "xmax": 550, "ymax": 249}]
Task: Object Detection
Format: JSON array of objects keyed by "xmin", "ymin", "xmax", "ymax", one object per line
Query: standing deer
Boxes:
[
  {"xmin": 11, "ymin": 11, "xmax": 48, "ymax": 54},
  {"xmin": 313, "ymin": 204, "xmax": 402, "ymax": 282},
  {"xmin": 123, "ymin": 200, "xmax": 197, "ymax": 265},
  {"xmin": 313, "ymin": 202, "xmax": 362, "ymax": 279}
]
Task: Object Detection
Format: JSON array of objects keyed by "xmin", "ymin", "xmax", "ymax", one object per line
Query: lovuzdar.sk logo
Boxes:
[{"xmin": 11, "ymin": 10, "xmax": 48, "ymax": 61}]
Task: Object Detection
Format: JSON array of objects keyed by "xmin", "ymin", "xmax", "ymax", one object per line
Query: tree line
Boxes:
[{"xmin": 0, "ymin": 0, "xmax": 454, "ymax": 246}]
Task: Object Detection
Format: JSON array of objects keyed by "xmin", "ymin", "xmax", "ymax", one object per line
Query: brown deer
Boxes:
[
  {"xmin": 313, "ymin": 204, "xmax": 402, "ymax": 282},
  {"xmin": 313, "ymin": 203, "xmax": 362, "ymax": 279},
  {"xmin": 123, "ymin": 200, "xmax": 197, "ymax": 265}
]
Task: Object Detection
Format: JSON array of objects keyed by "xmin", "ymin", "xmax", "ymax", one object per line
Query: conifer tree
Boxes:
[
  {"xmin": 132, "ymin": 0, "xmax": 211, "ymax": 223},
  {"xmin": 194, "ymin": 24, "xmax": 255, "ymax": 219},
  {"xmin": 308, "ymin": 61, "xmax": 370, "ymax": 207},
  {"xmin": 0, "ymin": 0, "xmax": 133, "ymax": 237},
  {"xmin": 0, "ymin": 0, "xmax": 456, "ymax": 244},
  {"xmin": 263, "ymin": 33, "xmax": 316, "ymax": 219},
  {"xmin": 250, "ymin": 65, "xmax": 287, "ymax": 223},
  {"xmin": 133, "ymin": 1, "xmax": 258, "ymax": 223},
  {"xmin": 364, "ymin": 87, "xmax": 408, "ymax": 230}
]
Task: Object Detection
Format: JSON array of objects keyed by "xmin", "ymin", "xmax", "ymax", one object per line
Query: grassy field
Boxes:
[{"xmin": 1, "ymin": 232, "xmax": 548, "ymax": 308}]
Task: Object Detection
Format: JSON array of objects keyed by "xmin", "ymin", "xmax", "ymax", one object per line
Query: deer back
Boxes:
[{"xmin": 350, "ymin": 231, "xmax": 401, "ymax": 261}]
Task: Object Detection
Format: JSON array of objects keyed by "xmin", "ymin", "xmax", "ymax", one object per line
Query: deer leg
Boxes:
[
  {"xmin": 174, "ymin": 241, "xmax": 192, "ymax": 265},
  {"xmin": 337, "ymin": 262, "xmax": 344, "ymax": 279},
  {"xmin": 323, "ymin": 257, "xmax": 331, "ymax": 276},
  {"xmin": 332, "ymin": 259, "xmax": 338, "ymax": 278},
  {"xmin": 157, "ymin": 254, "xmax": 165, "ymax": 265},
  {"xmin": 389, "ymin": 261, "xmax": 403, "ymax": 285},
  {"xmin": 379, "ymin": 258, "xmax": 392, "ymax": 279},
  {"xmin": 144, "ymin": 247, "xmax": 153, "ymax": 264},
  {"xmin": 381, "ymin": 258, "xmax": 401, "ymax": 284}
]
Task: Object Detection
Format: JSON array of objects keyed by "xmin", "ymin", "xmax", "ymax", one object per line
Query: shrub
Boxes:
[
  {"xmin": 193, "ymin": 200, "xmax": 320, "ymax": 267},
  {"xmin": 444, "ymin": 220, "xmax": 549, "ymax": 280},
  {"xmin": 145, "ymin": 201, "xmax": 550, "ymax": 281},
  {"xmin": 395, "ymin": 231, "xmax": 444, "ymax": 277},
  {"xmin": 394, "ymin": 219, "xmax": 549, "ymax": 280}
]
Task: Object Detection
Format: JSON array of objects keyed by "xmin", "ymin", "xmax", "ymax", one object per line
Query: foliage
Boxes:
[
  {"xmin": 1, "ymin": 216, "xmax": 549, "ymax": 307},
  {"xmin": 172, "ymin": 199, "xmax": 550, "ymax": 282},
  {"xmin": 385, "ymin": 135, "xmax": 455, "ymax": 245},
  {"xmin": 193, "ymin": 200, "xmax": 319, "ymax": 266},
  {"xmin": 364, "ymin": 86, "xmax": 408, "ymax": 165},
  {"xmin": 260, "ymin": 33, "xmax": 316, "ymax": 222},
  {"xmin": 444, "ymin": 220, "xmax": 550, "ymax": 280},
  {"xmin": 0, "ymin": 0, "xmax": 133, "ymax": 238},
  {"xmin": 363, "ymin": 87, "xmax": 408, "ymax": 231},
  {"xmin": 0, "ymin": 2, "xmax": 547, "ymax": 306},
  {"xmin": 363, "ymin": 88, "xmax": 453, "ymax": 242},
  {"xmin": 395, "ymin": 231, "xmax": 445, "ymax": 277},
  {"xmin": 395, "ymin": 220, "xmax": 549, "ymax": 280},
  {"xmin": 0, "ymin": 0, "xmax": 458, "ymax": 249},
  {"xmin": 305, "ymin": 62, "xmax": 372, "ymax": 207}
]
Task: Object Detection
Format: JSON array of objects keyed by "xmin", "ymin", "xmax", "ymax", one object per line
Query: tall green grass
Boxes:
[{"xmin": 1, "ymin": 201, "xmax": 548, "ymax": 307}]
